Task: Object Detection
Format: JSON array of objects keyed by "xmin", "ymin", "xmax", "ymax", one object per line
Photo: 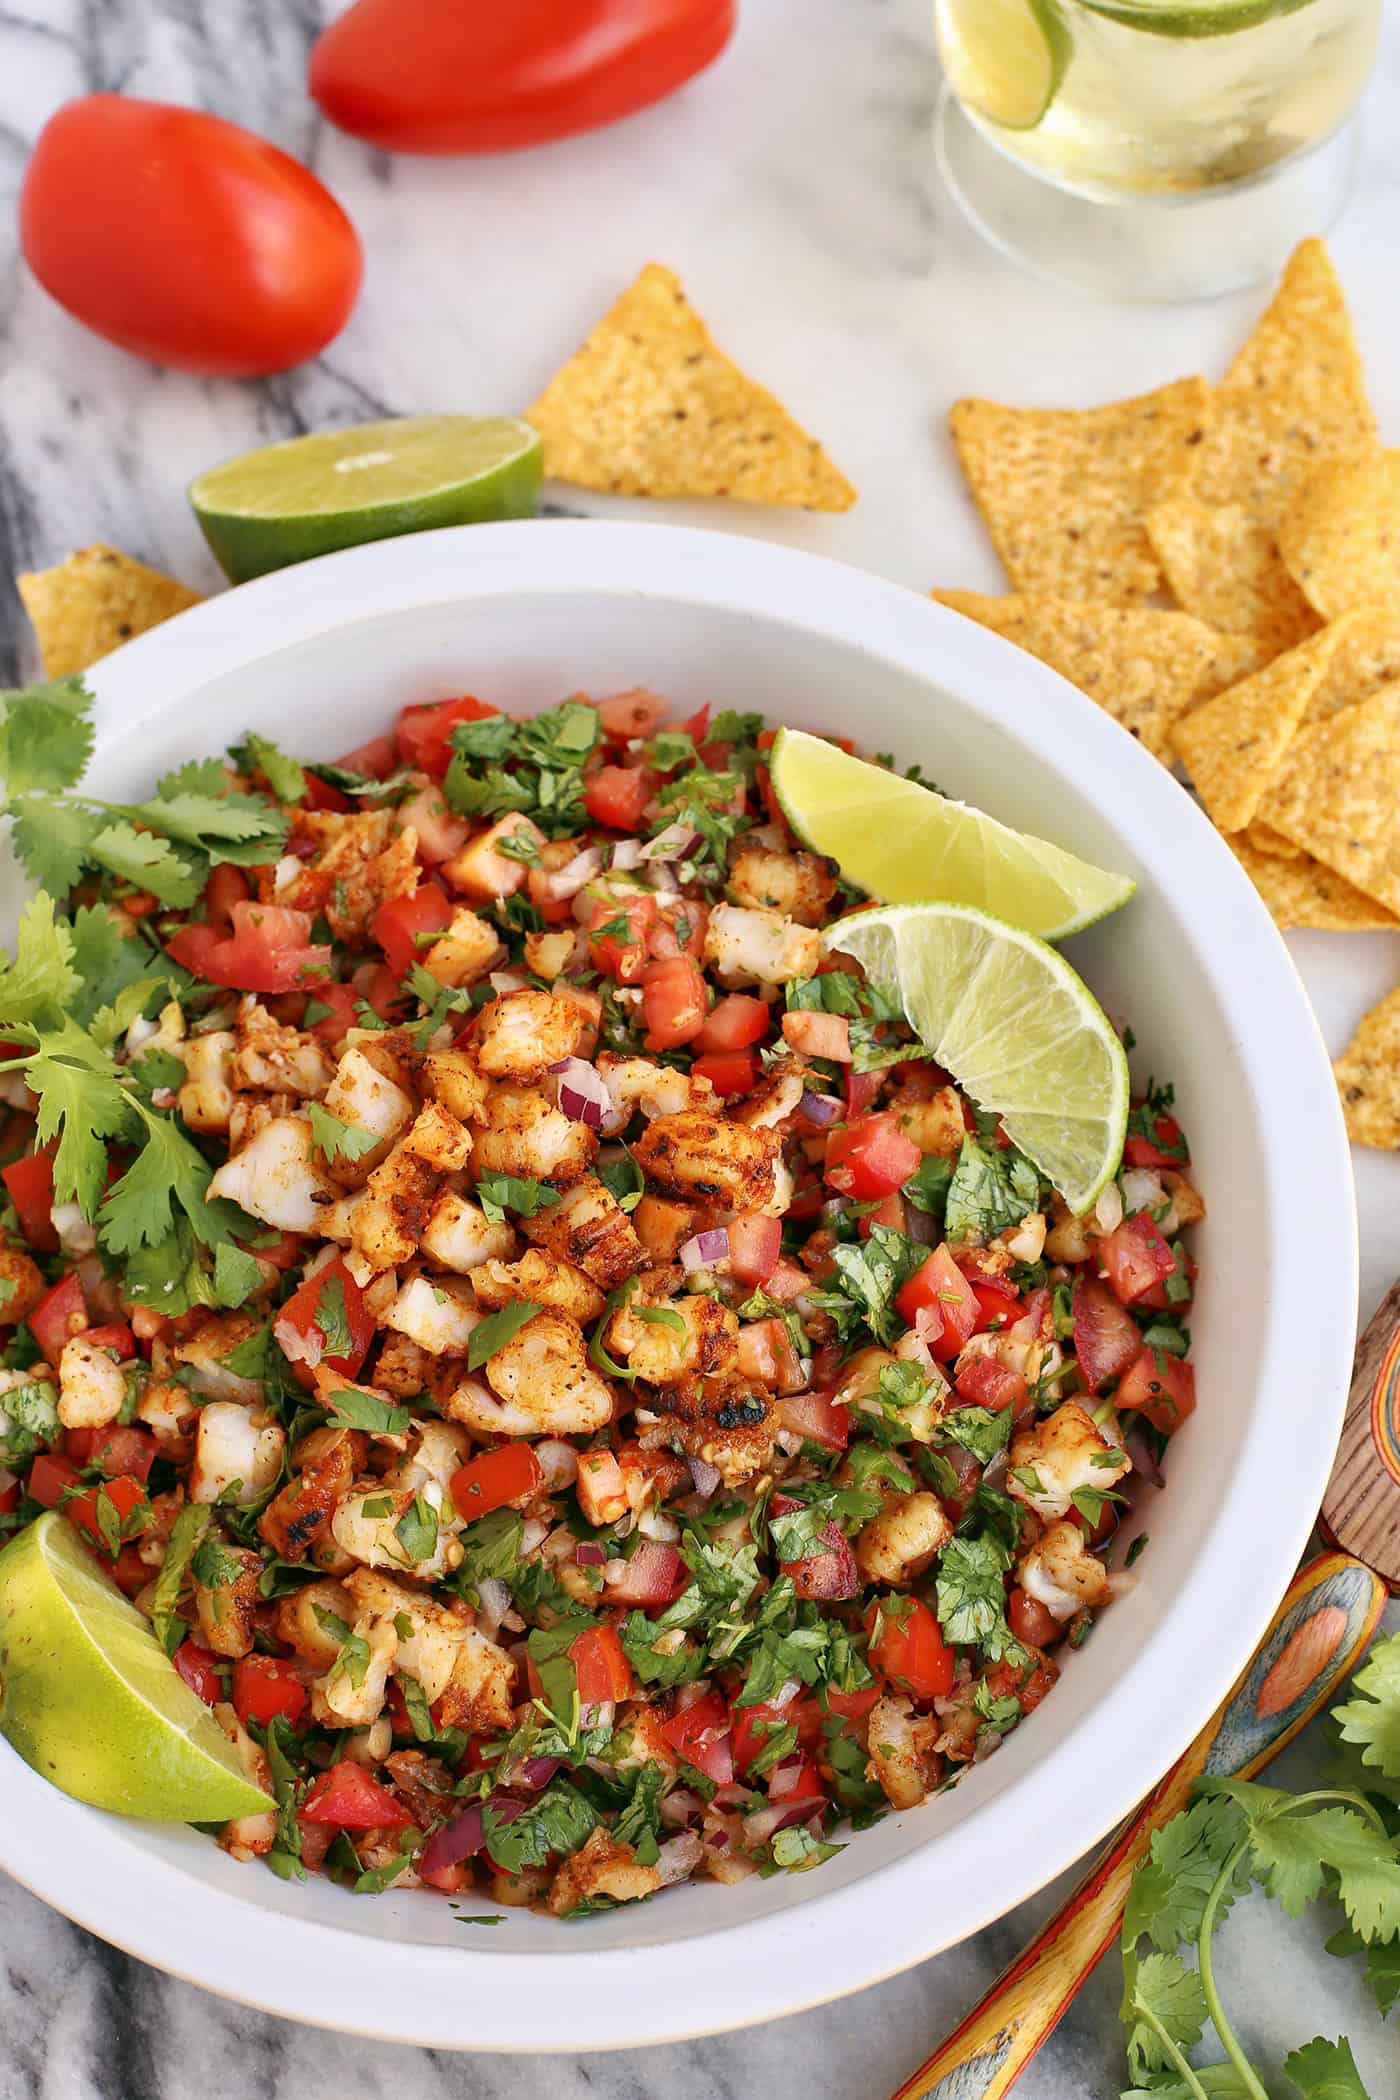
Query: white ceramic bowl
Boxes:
[{"xmin": 0, "ymin": 522, "xmax": 1356, "ymax": 2050}]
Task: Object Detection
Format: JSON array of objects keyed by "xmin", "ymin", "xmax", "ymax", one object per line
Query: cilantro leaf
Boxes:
[
  {"xmin": 22, "ymin": 1016, "xmax": 137, "ymax": 1214},
  {"xmin": 944, "ymin": 1135, "xmax": 1041, "ymax": 1244},
  {"xmin": 938, "ymin": 1405, "xmax": 1011, "ymax": 1467},
  {"xmin": 1122, "ymin": 1949, "xmax": 1209, "ymax": 2081},
  {"xmin": 474, "ymin": 1172, "xmax": 562, "ymax": 1223},
  {"xmin": 307, "ymin": 1102, "xmax": 379, "ymax": 1165},
  {"xmin": 595, "ymin": 1143, "xmax": 645, "ymax": 1214},
  {"xmin": 1333, "ymin": 1632, "xmax": 1400, "ymax": 1783},
  {"xmin": 0, "ymin": 893, "xmax": 81, "ymax": 1024},
  {"xmin": 8, "ymin": 794, "xmax": 102, "ymax": 895},
  {"xmin": 1281, "ymin": 2036, "xmax": 1371, "ymax": 2100},
  {"xmin": 88, "ymin": 821, "xmax": 203, "ymax": 906},
  {"xmin": 234, "ymin": 733, "xmax": 307, "ymax": 805},
  {"xmin": 1251, "ymin": 1804, "xmax": 1400, "ymax": 1941},
  {"xmin": 394, "ymin": 1493, "xmax": 439, "ymax": 1566},
  {"xmin": 310, "ymin": 1273, "xmax": 353, "ymax": 1360},
  {"xmin": 99, "ymin": 1104, "xmax": 243, "ymax": 1254},
  {"xmin": 828, "ymin": 1224, "xmax": 925, "ymax": 1344},
  {"xmin": 935, "ymin": 1532, "xmax": 1021, "ymax": 1660},
  {"xmin": 468, "ymin": 1299, "xmax": 542, "ymax": 1372},
  {"xmin": 150, "ymin": 1504, "xmax": 211, "ymax": 1653},
  {"xmin": 322, "ymin": 1385, "xmax": 410, "ymax": 1435},
  {"xmin": 0, "ymin": 676, "xmax": 95, "ymax": 794},
  {"xmin": 212, "ymin": 1243, "xmax": 264, "ymax": 1310},
  {"xmin": 483, "ymin": 1780, "xmax": 598, "ymax": 1877},
  {"xmin": 1123, "ymin": 1795, "xmax": 1248, "ymax": 1957}
]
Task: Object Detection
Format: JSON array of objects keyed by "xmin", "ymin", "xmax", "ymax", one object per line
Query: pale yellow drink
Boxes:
[{"xmin": 935, "ymin": 0, "xmax": 1381, "ymax": 199}]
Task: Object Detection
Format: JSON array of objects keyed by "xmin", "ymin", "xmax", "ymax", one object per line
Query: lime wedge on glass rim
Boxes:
[
  {"xmin": 938, "ymin": 0, "xmax": 1074, "ymax": 130},
  {"xmin": 769, "ymin": 727, "xmax": 1134, "ymax": 941},
  {"xmin": 829, "ymin": 902, "xmax": 1130, "ymax": 1215},
  {"xmin": 190, "ymin": 414, "xmax": 542, "ymax": 584},
  {"xmin": 0, "ymin": 1512, "xmax": 270, "ymax": 1821},
  {"xmin": 1078, "ymin": 0, "xmax": 1315, "ymax": 37}
]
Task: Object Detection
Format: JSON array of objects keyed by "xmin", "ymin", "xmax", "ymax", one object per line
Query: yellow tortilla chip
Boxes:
[
  {"xmin": 1228, "ymin": 836, "xmax": 1399, "ymax": 933},
  {"xmin": 525, "ymin": 264, "xmax": 855, "ymax": 511},
  {"xmin": 1144, "ymin": 496, "xmax": 1317, "ymax": 655},
  {"xmin": 1193, "ymin": 238, "xmax": 1376, "ymax": 525},
  {"xmin": 1276, "ymin": 446, "xmax": 1400, "ymax": 621},
  {"xmin": 948, "ymin": 378, "xmax": 1213, "ymax": 607},
  {"xmin": 1256, "ymin": 681, "xmax": 1400, "ymax": 914},
  {"xmin": 930, "ymin": 590, "xmax": 1267, "ymax": 765},
  {"xmin": 1334, "ymin": 987, "xmax": 1400, "ymax": 1148},
  {"xmin": 1302, "ymin": 596, "xmax": 1400, "ymax": 728},
  {"xmin": 1172, "ymin": 623, "xmax": 1341, "ymax": 834},
  {"xmin": 17, "ymin": 545, "xmax": 201, "ymax": 679},
  {"xmin": 1244, "ymin": 823, "xmax": 1303, "ymax": 859}
]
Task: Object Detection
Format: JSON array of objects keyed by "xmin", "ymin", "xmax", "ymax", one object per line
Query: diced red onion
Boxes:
[
  {"xmin": 769, "ymin": 1679, "xmax": 802, "ymax": 1712},
  {"xmin": 517, "ymin": 1757, "xmax": 561, "ymax": 1793},
  {"xmin": 907, "ymin": 1203, "xmax": 940, "ymax": 1247},
  {"xmin": 418, "ymin": 1794, "xmax": 528, "ymax": 1877},
  {"xmin": 686, "ymin": 1454, "xmax": 722, "ymax": 1500},
  {"xmin": 741, "ymin": 1800, "xmax": 816, "ymax": 1847},
  {"xmin": 547, "ymin": 1056, "xmax": 610, "ymax": 1129},
  {"xmin": 520, "ymin": 1516, "xmax": 550, "ymax": 1555},
  {"xmin": 535, "ymin": 1439, "xmax": 579, "ymax": 1491},
  {"xmin": 679, "ymin": 1226, "xmax": 731, "ymax": 1270},
  {"xmin": 707, "ymin": 1828, "xmax": 730, "ymax": 1850},
  {"xmin": 474, "ymin": 1576, "xmax": 511, "ymax": 1637},
  {"xmin": 659, "ymin": 1788, "xmax": 704, "ymax": 1828},
  {"xmin": 544, "ymin": 846, "xmax": 603, "ymax": 900},
  {"xmin": 981, "ymin": 1447, "xmax": 1009, "ymax": 1492},
  {"xmin": 766, "ymin": 1755, "xmax": 807, "ymax": 1802},
  {"xmin": 799, "ymin": 1090, "xmax": 842, "ymax": 1127},
  {"xmin": 1125, "ymin": 1423, "xmax": 1165, "ymax": 1489},
  {"xmin": 274, "ymin": 1311, "xmax": 323, "ymax": 1368},
  {"xmin": 574, "ymin": 1540, "xmax": 606, "ymax": 1566},
  {"xmin": 579, "ymin": 1699, "xmax": 615, "ymax": 1731},
  {"xmin": 654, "ymin": 1831, "xmax": 705, "ymax": 1887},
  {"xmin": 609, "ymin": 839, "xmax": 643, "ymax": 872},
  {"xmin": 641, "ymin": 821, "xmax": 703, "ymax": 862}
]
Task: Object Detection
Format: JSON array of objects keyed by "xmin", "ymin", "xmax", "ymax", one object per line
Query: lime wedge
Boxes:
[
  {"xmin": 1078, "ymin": 0, "xmax": 1315, "ymax": 36},
  {"xmin": 0, "ymin": 1513, "xmax": 270, "ymax": 1821},
  {"xmin": 828, "ymin": 902, "xmax": 1129, "ymax": 1213},
  {"xmin": 938, "ymin": 0, "xmax": 1074, "ymax": 130},
  {"xmin": 769, "ymin": 728, "xmax": 1134, "ymax": 941},
  {"xmin": 190, "ymin": 415, "xmax": 543, "ymax": 584}
]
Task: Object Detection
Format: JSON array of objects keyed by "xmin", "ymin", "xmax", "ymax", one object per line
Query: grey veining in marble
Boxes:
[{"xmin": 3, "ymin": 1, "xmax": 1400, "ymax": 2095}]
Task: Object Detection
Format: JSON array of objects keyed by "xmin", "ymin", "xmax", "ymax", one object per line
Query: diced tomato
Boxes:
[
  {"xmin": 599, "ymin": 690, "xmax": 665, "ymax": 742},
  {"xmin": 396, "ymin": 694, "xmax": 499, "ymax": 778},
  {"xmin": 692, "ymin": 1049, "xmax": 756, "ymax": 1097},
  {"xmin": 641, "ymin": 955, "xmax": 708, "ymax": 1050},
  {"xmin": 1137, "ymin": 1242, "xmax": 1196, "ymax": 1313},
  {"xmin": 754, "ymin": 760, "xmax": 787, "ymax": 832},
  {"xmin": 647, "ymin": 898, "xmax": 708, "ymax": 962},
  {"xmin": 954, "ymin": 1352, "xmax": 1028, "ymax": 1414},
  {"xmin": 174, "ymin": 1639, "xmax": 225, "ymax": 1706},
  {"xmin": 301, "ymin": 1758, "xmax": 414, "ymax": 1830},
  {"xmin": 584, "ymin": 765, "xmax": 655, "ymax": 833},
  {"xmin": 867, "ymin": 1596, "xmax": 955, "ymax": 1703},
  {"xmin": 397, "ymin": 783, "xmax": 469, "ymax": 866},
  {"xmin": 983, "ymin": 1652, "xmax": 1058, "ymax": 1717},
  {"xmin": 1100, "ymin": 1213, "xmax": 1177, "ymax": 1306},
  {"xmin": 371, "ymin": 880, "xmax": 453, "ymax": 978},
  {"xmin": 773, "ymin": 1501, "xmax": 859, "ymax": 1601},
  {"xmin": 363, "ymin": 963, "xmax": 409, "ymax": 1022},
  {"xmin": 28, "ymin": 1451, "xmax": 81, "ymax": 1509},
  {"xmin": 335, "ymin": 732, "xmax": 397, "ymax": 779},
  {"xmin": 302, "ymin": 770, "xmax": 351, "ymax": 814},
  {"xmin": 693, "ymin": 994, "xmax": 769, "ymax": 1054},
  {"xmin": 766, "ymin": 1753, "xmax": 825, "ymax": 1806},
  {"xmin": 732, "ymin": 1701, "xmax": 791, "ymax": 1774},
  {"xmin": 765, "ymin": 1257, "xmax": 812, "ymax": 1305},
  {"xmin": 825, "ymin": 1113, "xmax": 921, "ymax": 1200},
  {"xmin": 254, "ymin": 1231, "xmax": 305, "ymax": 1272},
  {"xmin": 204, "ymin": 862, "xmax": 252, "ymax": 928},
  {"xmin": 775, "ymin": 1390, "xmax": 849, "ymax": 1452},
  {"xmin": 858, "ymin": 1192, "xmax": 906, "ymax": 1240},
  {"xmin": 81, "ymin": 1321, "xmax": 136, "ymax": 1360},
  {"xmin": 233, "ymin": 1653, "xmax": 309, "ymax": 1729},
  {"xmin": 2, "ymin": 1147, "xmax": 57, "ymax": 1253},
  {"xmin": 31, "ymin": 1271, "xmax": 88, "ymax": 1369},
  {"xmin": 1124, "ymin": 1112, "xmax": 1188, "ymax": 1170},
  {"xmin": 605, "ymin": 1538, "xmax": 681, "ymax": 1608},
  {"xmin": 66, "ymin": 1423, "xmax": 155, "ymax": 1483},
  {"xmin": 895, "ymin": 1246, "xmax": 978, "ymax": 1362},
  {"xmin": 844, "ymin": 1068, "xmax": 883, "ymax": 1118},
  {"xmin": 1073, "ymin": 1276, "xmax": 1144, "ymax": 1392},
  {"xmin": 64, "ymin": 1473, "xmax": 146, "ymax": 1553},
  {"xmin": 662, "ymin": 1688, "xmax": 734, "ymax": 1785},
  {"xmin": 782, "ymin": 1010, "xmax": 851, "ymax": 1062},
  {"xmin": 680, "ymin": 704, "xmax": 710, "ymax": 745},
  {"xmin": 826, "ymin": 1682, "xmax": 881, "ymax": 1723},
  {"xmin": 110, "ymin": 1542, "xmax": 149, "ymax": 1597},
  {"xmin": 940, "ymin": 1441, "xmax": 983, "ymax": 1525},
  {"xmin": 0, "ymin": 1469, "xmax": 19, "ymax": 1517},
  {"xmin": 449, "ymin": 1443, "xmax": 542, "ymax": 1523},
  {"xmin": 737, "ymin": 1318, "xmax": 803, "ymax": 1391},
  {"xmin": 1117, "ymin": 1348, "xmax": 1197, "ymax": 1436},
  {"xmin": 274, "ymin": 1255, "xmax": 375, "ymax": 1391},
  {"xmin": 168, "ymin": 901, "xmax": 331, "ymax": 995},
  {"xmin": 568, "ymin": 1624, "xmax": 634, "ymax": 1707},
  {"xmin": 304, "ymin": 980, "xmax": 361, "ymax": 1049},
  {"xmin": 727, "ymin": 1212, "xmax": 782, "ymax": 1288},
  {"xmin": 965, "ymin": 1273, "xmax": 1021, "ymax": 1332},
  {"xmin": 586, "ymin": 892, "xmax": 657, "ymax": 983}
]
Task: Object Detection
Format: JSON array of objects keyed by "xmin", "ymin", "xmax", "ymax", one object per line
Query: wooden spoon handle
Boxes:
[{"xmin": 889, "ymin": 1551, "xmax": 1386, "ymax": 2100}]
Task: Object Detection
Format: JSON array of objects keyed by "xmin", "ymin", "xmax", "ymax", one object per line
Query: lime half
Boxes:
[
  {"xmin": 770, "ymin": 728, "xmax": 1134, "ymax": 941},
  {"xmin": 938, "ymin": 0, "xmax": 1074, "ymax": 130},
  {"xmin": 0, "ymin": 1513, "xmax": 270, "ymax": 1821},
  {"xmin": 191, "ymin": 415, "xmax": 543, "ymax": 584},
  {"xmin": 828, "ymin": 902, "xmax": 1129, "ymax": 1213},
  {"xmin": 1078, "ymin": 0, "xmax": 1316, "ymax": 37}
]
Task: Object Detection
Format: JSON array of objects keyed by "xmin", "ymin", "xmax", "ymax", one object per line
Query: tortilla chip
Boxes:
[
  {"xmin": 17, "ymin": 545, "xmax": 201, "ymax": 679},
  {"xmin": 1144, "ymin": 496, "xmax": 1317, "ymax": 655},
  {"xmin": 1228, "ymin": 836, "xmax": 1399, "ymax": 934},
  {"xmin": 930, "ymin": 590, "xmax": 1267, "ymax": 764},
  {"xmin": 1172, "ymin": 623, "xmax": 1342, "ymax": 834},
  {"xmin": 1334, "ymin": 987, "xmax": 1400, "ymax": 1148},
  {"xmin": 1276, "ymin": 446, "xmax": 1400, "ymax": 621},
  {"xmin": 1256, "ymin": 681, "xmax": 1400, "ymax": 914},
  {"xmin": 524, "ymin": 264, "xmax": 855, "ymax": 511},
  {"xmin": 1244, "ymin": 823, "xmax": 1303, "ymax": 859},
  {"xmin": 1302, "ymin": 596, "xmax": 1400, "ymax": 728},
  {"xmin": 948, "ymin": 378, "xmax": 1212, "ymax": 606},
  {"xmin": 1193, "ymin": 239, "xmax": 1376, "ymax": 525}
]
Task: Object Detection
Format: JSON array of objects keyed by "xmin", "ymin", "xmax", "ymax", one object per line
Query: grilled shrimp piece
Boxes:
[
  {"xmin": 56, "ymin": 1335, "xmax": 127, "ymax": 1429},
  {"xmin": 726, "ymin": 842, "xmax": 837, "ymax": 926},
  {"xmin": 258, "ymin": 1426, "xmax": 362, "ymax": 1562},
  {"xmin": 208, "ymin": 1116, "xmax": 338, "ymax": 1232},
  {"xmin": 892, "ymin": 1084, "xmax": 968, "ymax": 1159},
  {"xmin": 409, "ymin": 1044, "xmax": 489, "ymax": 1124},
  {"xmin": 382, "ymin": 1273, "xmax": 481, "ymax": 1355},
  {"xmin": 632, "ymin": 1111, "xmax": 780, "ymax": 1210},
  {"xmin": 421, "ymin": 1191, "xmax": 517, "ymax": 1274},
  {"xmin": 521, "ymin": 1175, "xmax": 643, "ymax": 1290},
  {"xmin": 177, "ymin": 1029, "xmax": 236, "ymax": 1134},
  {"xmin": 321, "ymin": 1046, "xmax": 416, "ymax": 1166},
  {"xmin": 421, "ymin": 906, "xmax": 505, "ymax": 990},
  {"xmin": 474, "ymin": 989, "xmax": 587, "ymax": 1082},
  {"xmin": 331, "ymin": 1483, "xmax": 457, "ymax": 1579},
  {"xmin": 732, "ymin": 1063, "xmax": 805, "ymax": 1130},
  {"xmin": 703, "ymin": 903, "xmax": 821, "ymax": 986},
  {"xmin": 594, "ymin": 1054, "xmax": 713, "ymax": 1130},
  {"xmin": 136, "ymin": 1379, "xmax": 197, "ymax": 1458},
  {"xmin": 443, "ymin": 813, "xmax": 547, "ymax": 904},
  {"xmin": 271, "ymin": 808, "xmax": 418, "ymax": 940},
  {"xmin": 171, "ymin": 1311, "xmax": 265, "ymax": 1403},
  {"xmin": 213, "ymin": 1706, "xmax": 276, "ymax": 1858},
  {"xmin": 637, "ymin": 1374, "xmax": 776, "ymax": 1487},
  {"xmin": 350, "ymin": 1104, "xmax": 473, "ymax": 1270},
  {"xmin": 472, "ymin": 1086, "xmax": 597, "ymax": 1185},
  {"xmin": 433, "ymin": 1623, "xmax": 518, "ymax": 1732},
  {"xmin": 310, "ymin": 1610, "xmax": 397, "ymax": 1728},
  {"xmin": 470, "ymin": 1247, "xmax": 606, "ymax": 1326},
  {"xmin": 1006, "ymin": 1401, "xmax": 1129, "ymax": 1522},
  {"xmin": 189, "ymin": 1402, "xmax": 285, "ymax": 1506},
  {"xmin": 446, "ymin": 1311, "xmax": 613, "ymax": 1438},
  {"xmin": 854, "ymin": 1492, "xmax": 952, "ymax": 1586},
  {"xmin": 343, "ymin": 1568, "xmax": 480, "ymax": 1704},
  {"xmin": 1017, "ymin": 1518, "xmax": 1113, "ymax": 1622},
  {"xmin": 604, "ymin": 1291, "xmax": 738, "ymax": 1386},
  {"xmin": 273, "ymin": 1578, "xmax": 358, "ymax": 1669},
  {"xmin": 192, "ymin": 1542, "xmax": 263, "ymax": 1659},
  {"xmin": 865, "ymin": 1694, "xmax": 942, "ymax": 1810},
  {"xmin": 231, "ymin": 997, "xmax": 334, "ymax": 1098},
  {"xmin": 547, "ymin": 1828, "xmax": 660, "ymax": 1917},
  {"xmin": 390, "ymin": 1419, "xmax": 473, "ymax": 1502},
  {"xmin": 575, "ymin": 1442, "xmax": 689, "ymax": 1528}
]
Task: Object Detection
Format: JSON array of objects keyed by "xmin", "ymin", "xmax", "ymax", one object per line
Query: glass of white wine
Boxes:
[{"xmin": 934, "ymin": 0, "xmax": 1382, "ymax": 301}]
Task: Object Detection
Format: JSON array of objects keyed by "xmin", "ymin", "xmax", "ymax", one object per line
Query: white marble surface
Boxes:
[{"xmin": 2, "ymin": 1, "xmax": 1400, "ymax": 2094}]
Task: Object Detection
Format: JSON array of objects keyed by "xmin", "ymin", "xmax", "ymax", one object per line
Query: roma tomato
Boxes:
[
  {"xmin": 1117, "ymin": 1348, "xmax": 1197, "ymax": 1435},
  {"xmin": 954, "ymin": 1353, "xmax": 1028, "ymax": 1415},
  {"xmin": 774, "ymin": 1390, "xmax": 849, "ymax": 1452},
  {"xmin": 396, "ymin": 695, "xmax": 499, "ymax": 778},
  {"xmin": 449, "ymin": 1443, "xmax": 542, "ymax": 1523},
  {"xmin": 304, "ymin": 981, "xmax": 361, "ymax": 1051},
  {"xmin": 1009, "ymin": 1587, "xmax": 1064, "ymax": 1649},
  {"xmin": 21, "ymin": 97, "xmax": 361, "ymax": 376},
  {"xmin": 301, "ymin": 1759, "xmax": 413, "ymax": 1830},
  {"xmin": 174, "ymin": 1640, "xmax": 225, "ymax": 1706},
  {"xmin": 584, "ymin": 765, "xmax": 655, "ymax": 834},
  {"xmin": 569, "ymin": 1624, "xmax": 634, "ymax": 1707},
  {"xmin": 2, "ymin": 1148, "xmax": 58, "ymax": 1253},
  {"xmin": 585, "ymin": 892, "xmax": 656, "ymax": 982},
  {"xmin": 30, "ymin": 1271, "xmax": 88, "ymax": 1369},
  {"xmin": 894, "ymin": 1246, "xmax": 977, "ymax": 1362},
  {"xmin": 824, "ymin": 1113, "xmax": 920, "ymax": 1200},
  {"xmin": 693, "ymin": 995, "xmax": 769, "ymax": 1054},
  {"xmin": 867, "ymin": 1596, "xmax": 955, "ymax": 1704},
  {"xmin": 1073, "ymin": 1276, "xmax": 1143, "ymax": 1392},
  {"xmin": 310, "ymin": 0, "xmax": 736, "ymax": 156},
  {"xmin": 727, "ymin": 1212, "xmax": 782, "ymax": 1288},
  {"xmin": 168, "ymin": 902, "xmax": 331, "ymax": 995},
  {"xmin": 641, "ymin": 956, "xmax": 707, "ymax": 1050},
  {"xmin": 371, "ymin": 881, "xmax": 453, "ymax": 979},
  {"xmin": 661, "ymin": 1688, "xmax": 734, "ymax": 1785},
  {"xmin": 1124, "ymin": 1110, "xmax": 1188, "ymax": 1169},
  {"xmin": 233, "ymin": 1654, "xmax": 308, "ymax": 1730},
  {"xmin": 691, "ymin": 1050, "xmax": 757, "ymax": 1097},
  {"xmin": 1100, "ymin": 1213, "xmax": 1176, "ymax": 1306},
  {"xmin": 275, "ymin": 1256, "xmax": 375, "ymax": 1390}
]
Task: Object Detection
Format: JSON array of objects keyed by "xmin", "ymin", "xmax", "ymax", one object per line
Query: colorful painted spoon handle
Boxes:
[{"xmin": 889, "ymin": 1550, "xmax": 1387, "ymax": 2100}]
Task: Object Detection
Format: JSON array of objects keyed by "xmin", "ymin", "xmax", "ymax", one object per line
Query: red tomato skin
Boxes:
[
  {"xmin": 641, "ymin": 956, "xmax": 707, "ymax": 1050},
  {"xmin": 727, "ymin": 1212, "xmax": 782, "ymax": 1288},
  {"xmin": 371, "ymin": 881, "xmax": 453, "ymax": 979},
  {"xmin": 569, "ymin": 1624, "xmax": 635, "ymax": 1706},
  {"xmin": 1123, "ymin": 1113, "xmax": 1188, "ymax": 1169},
  {"xmin": 691, "ymin": 1050, "xmax": 757, "ymax": 1097},
  {"xmin": 168, "ymin": 902, "xmax": 331, "ymax": 995},
  {"xmin": 598, "ymin": 690, "xmax": 666, "ymax": 742},
  {"xmin": 76, "ymin": 1424, "xmax": 156, "ymax": 1484},
  {"xmin": 3, "ymin": 1148, "xmax": 58, "ymax": 1252},
  {"xmin": 694, "ymin": 995, "xmax": 769, "ymax": 1054},
  {"xmin": 21, "ymin": 97, "xmax": 362, "ymax": 376},
  {"xmin": 305, "ymin": 981, "xmax": 361, "ymax": 1050},
  {"xmin": 28, "ymin": 1452, "xmax": 81, "ymax": 1510},
  {"xmin": 336, "ymin": 734, "xmax": 397, "ymax": 779},
  {"xmin": 954, "ymin": 1352, "xmax": 1028, "ymax": 1414},
  {"xmin": 449, "ymin": 1443, "xmax": 542, "ymax": 1522},
  {"xmin": 396, "ymin": 695, "xmax": 498, "ymax": 778},
  {"xmin": 1073, "ymin": 1276, "xmax": 1144, "ymax": 1392},
  {"xmin": 274, "ymin": 1256, "xmax": 375, "ymax": 1392},
  {"xmin": 65, "ymin": 1473, "xmax": 145, "ymax": 1553},
  {"xmin": 1100, "ymin": 1213, "xmax": 1176, "ymax": 1306},
  {"xmin": 867, "ymin": 1596, "xmax": 955, "ymax": 1704},
  {"xmin": 774, "ymin": 1390, "xmax": 849, "ymax": 1452},
  {"xmin": 661, "ymin": 1688, "xmax": 734, "ymax": 1783},
  {"xmin": 301, "ymin": 1759, "xmax": 413, "ymax": 1830},
  {"xmin": 1117, "ymin": 1348, "xmax": 1197, "ymax": 1436},
  {"xmin": 174, "ymin": 1640, "xmax": 225, "ymax": 1706},
  {"xmin": 585, "ymin": 893, "xmax": 656, "ymax": 982},
  {"xmin": 825, "ymin": 1113, "xmax": 921, "ymax": 1200},
  {"xmin": 584, "ymin": 766, "xmax": 655, "ymax": 834},
  {"xmin": 233, "ymin": 1655, "xmax": 309, "ymax": 1729},
  {"xmin": 309, "ymin": 0, "xmax": 736, "ymax": 156},
  {"xmin": 31, "ymin": 1271, "xmax": 88, "ymax": 1369},
  {"xmin": 204, "ymin": 864, "xmax": 252, "ymax": 929},
  {"xmin": 825, "ymin": 1683, "xmax": 880, "ymax": 1723},
  {"xmin": 1008, "ymin": 1586, "xmax": 1064, "ymax": 1649},
  {"xmin": 895, "ymin": 1246, "xmax": 977, "ymax": 1362}
]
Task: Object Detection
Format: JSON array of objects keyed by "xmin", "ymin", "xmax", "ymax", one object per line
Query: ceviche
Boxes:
[{"xmin": 0, "ymin": 682, "xmax": 1202, "ymax": 1914}]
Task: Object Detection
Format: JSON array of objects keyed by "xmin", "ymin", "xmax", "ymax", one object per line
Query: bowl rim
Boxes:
[{"xmin": 0, "ymin": 520, "xmax": 1357, "ymax": 2051}]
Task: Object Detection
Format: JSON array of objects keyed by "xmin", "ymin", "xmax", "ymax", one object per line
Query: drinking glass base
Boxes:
[{"xmin": 935, "ymin": 87, "xmax": 1362, "ymax": 305}]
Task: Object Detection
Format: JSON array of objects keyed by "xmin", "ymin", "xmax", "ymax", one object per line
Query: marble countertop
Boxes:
[{"xmin": 2, "ymin": 2, "xmax": 1400, "ymax": 2094}]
